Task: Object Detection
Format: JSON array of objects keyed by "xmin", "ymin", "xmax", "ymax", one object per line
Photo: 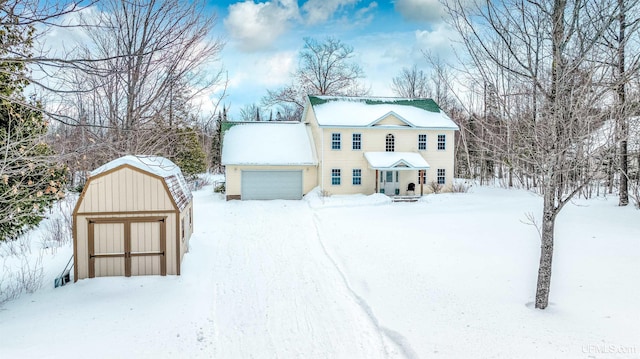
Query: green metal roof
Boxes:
[{"xmin": 308, "ymin": 95, "xmax": 441, "ymax": 113}]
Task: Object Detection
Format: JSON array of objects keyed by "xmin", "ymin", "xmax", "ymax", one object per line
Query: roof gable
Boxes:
[
  {"xmin": 370, "ymin": 112, "xmax": 413, "ymax": 127},
  {"xmin": 89, "ymin": 155, "xmax": 192, "ymax": 212},
  {"xmin": 364, "ymin": 152, "xmax": 431, "ymax": 170}
]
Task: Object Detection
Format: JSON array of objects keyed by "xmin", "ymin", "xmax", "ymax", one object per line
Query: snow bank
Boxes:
[{"xmin": 303, "ymin": 186, "xmax": 391, "ymax": 209}]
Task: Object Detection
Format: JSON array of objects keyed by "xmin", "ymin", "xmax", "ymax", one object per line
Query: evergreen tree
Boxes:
[
  {"xmin": 0, "ymin": 15, "xmax": 67, "ymax": 241},
  {"xmin": 172, "ymin": 127, "xmax": 207, "ymax": 179}
]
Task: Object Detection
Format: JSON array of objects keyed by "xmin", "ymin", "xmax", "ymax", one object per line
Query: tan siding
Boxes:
[
  {"xmin": 166, "ymin": 214, "xmax": 177, "ymax": 275},
  {"xmin": 319, "ymin": 128, "xmax": 456, "ymax": 195},
  {"xmin": 78, "ymin": 167, "xmax": 175, "ymax": 214},
  {"xmin": 373, "ymin": 114, "xmax": 410, "ymax": 126},
  {"xmin": 225, "ymin": 169, "xmax": 241, "ymax": 197}
]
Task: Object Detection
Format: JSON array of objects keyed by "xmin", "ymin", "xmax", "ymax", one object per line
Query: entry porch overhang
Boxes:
[{"xmin": 364, "ymin": 152, "xmax": 430, "ymax": 170}]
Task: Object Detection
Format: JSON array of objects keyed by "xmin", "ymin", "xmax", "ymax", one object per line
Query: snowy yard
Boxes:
[{"xmin": 0, "ymin": 185, "xmax": 638, "ymax": 358}]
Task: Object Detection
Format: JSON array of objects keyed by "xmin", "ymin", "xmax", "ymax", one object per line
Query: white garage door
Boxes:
[{"xmin": 241, "ymin": 170, "xmax": 303, "ymax": 200}]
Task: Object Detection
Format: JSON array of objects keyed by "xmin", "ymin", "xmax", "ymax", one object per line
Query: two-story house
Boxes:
[
  {"xmin": 304, "ymin": 95, "xmax": 459, "ymax": 196},
  {"xmin": 222, "ymin": 95, "xmax": 458, "ymax": 200}
]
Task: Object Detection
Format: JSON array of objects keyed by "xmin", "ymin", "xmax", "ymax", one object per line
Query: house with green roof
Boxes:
[
  {"xmin": 222, "ymin": 95, "xmax": 459, "ymax": 200},
  {"xmin": 303, "ymin": 95, "xmax": 459, "ymax": 196}
]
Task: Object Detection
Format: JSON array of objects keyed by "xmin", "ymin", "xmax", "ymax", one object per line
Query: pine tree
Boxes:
[
  {"xmin": 0, "ymin": 16, "xmax": 67, "ymax": 240},
  {"xmin": 173, "ymin": 127, "xmax": 207, "ymax": 179}
]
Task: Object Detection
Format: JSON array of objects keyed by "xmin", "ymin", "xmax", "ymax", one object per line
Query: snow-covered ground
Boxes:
[{"xmin": 0, "ymin": 185, "xmax": 638, "ymax": 358}]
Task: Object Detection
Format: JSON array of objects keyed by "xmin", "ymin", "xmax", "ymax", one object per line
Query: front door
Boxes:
[{"xmin": 381, "ymin": 171, "xmax": 399, "ymax": 195}]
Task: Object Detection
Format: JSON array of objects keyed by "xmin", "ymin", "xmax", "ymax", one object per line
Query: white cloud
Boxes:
[
  {"xmin": 259, "ymin": 51, "xmax": 297, "ymax": 86},
  {"xmin": 394, "ymin": 0, "xmax": 445, "ymax": 23},
  {"xmin": 224, "ymin": 0, "xmax": 300, "ymax": 52},
  {"xmin": 414, "ymin": 23, "xmax": 459, "ymax": 60},
  {"xmin": 301, "ymin": 0, "xmax": 359, "ymax": 25}
]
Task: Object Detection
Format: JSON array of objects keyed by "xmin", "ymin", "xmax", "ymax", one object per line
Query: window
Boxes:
[
  {"xmin": 437, "ymin": 169, "xmax": 446, "ymax": 184},
  {"xmin": 386, "ymin": 134, "xmax": 395, "ymax": 152},
  {"xmin": 418, "ymin": 171, "xmax": 426, "ymax": 184},
  {"xmin": 332, "ymin": 133, "xmax": 341, "ymax": 150},
  {"xmin": 437, "ymin": 134, "xmax": 446, "ymax": 150},
  {"xmin": 352, "ymin": 169, "xmax": 362, "ymax": 185},
  {"xmin": 331, "ymin": 169, "xmax": 341, "ymax": 185},
  {"xmin": 181, "ymin": 218, "xmax": 185, "ymax": 241},
  {"xmin": 352, "ymin": 133, "xmax": 361, "ymax": 150},
  {"xmin": 418, "ymin": 134, "xmax": 427, "ymax": 150}
]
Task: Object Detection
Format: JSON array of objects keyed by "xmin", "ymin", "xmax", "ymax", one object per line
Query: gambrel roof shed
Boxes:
[{"xmin": 73, "ymin": 155, "xmax": 194, "ymax": 281}]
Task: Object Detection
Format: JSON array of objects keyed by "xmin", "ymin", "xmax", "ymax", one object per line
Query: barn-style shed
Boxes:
[{"xmin": 73, "ymin": 155, "xmax": 193, "ymax": 281}]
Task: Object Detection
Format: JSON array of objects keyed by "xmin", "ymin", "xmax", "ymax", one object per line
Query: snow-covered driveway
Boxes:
[
  {"xmin": 198, "ymin": 194, "xmax": 399, "ymax": 358},
  {"xmin": 1, "ymin": 186, "xmax": 638, "ymax": 359}
]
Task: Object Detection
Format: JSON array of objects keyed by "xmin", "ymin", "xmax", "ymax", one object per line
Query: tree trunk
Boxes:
[
  {"xmin": 618, "ymin": 0, "xmax": 629, "ymax": 206},
  {"xmin": 535, "ymin": 191, "xmax": 556, "ymax": 309},
  {"xmin": 620, "ymin": 138, "xmax": 629, "ymax": 205}
]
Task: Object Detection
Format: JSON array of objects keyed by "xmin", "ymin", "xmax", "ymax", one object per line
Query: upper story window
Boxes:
[
  {"xmin": 418, "ymin": 134, "xmax": 427, "ymax": 150},
  {"xmin": 352, "ymin": 133, "xmax": 361, "ymax": 150},
  {"xmin": 437, "ymin": 134, "xmax": 446, "ymax": 150},
  {"xmin": 386, "ymin": 134, "xmax": 395, "ymax": 152},
  {"xmin": 332, "ymin": 133, "xmax": 341, "ymax": 150}
]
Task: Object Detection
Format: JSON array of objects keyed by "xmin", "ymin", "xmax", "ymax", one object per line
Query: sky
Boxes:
[{"xmin": 205, "ymin": 0, "xmax": 459, "ymax": 118}]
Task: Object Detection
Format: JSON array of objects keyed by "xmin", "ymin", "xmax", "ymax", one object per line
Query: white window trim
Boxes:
[
  {"xmin": 331, "ymin": 168, "xmax": 341, "ymax": 185},
  {"xmin": 332, "ymin": 133, "xmax": 341, "ymax": 150},
  {"xmin": 418, "ymin": 134, "xmax": 427, "ymax": 151},
  {"xmin": 437, "ymin": 134, "xmax": 446, "ymax": 151}
]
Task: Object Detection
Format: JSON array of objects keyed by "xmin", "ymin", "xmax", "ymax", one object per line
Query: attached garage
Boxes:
[
  {"xmin": 73, "ymin": 155, "xmax": 193, "ymax": 281},
  {"xmin": 222, "ymin": 122, "xmax": 318, "ymax": 200},
  {"xmin": 241, "ymin": 170, "xmax": 303, "ymax": 200}
]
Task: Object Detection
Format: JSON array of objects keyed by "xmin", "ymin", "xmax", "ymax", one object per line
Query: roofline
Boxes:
[
  {"xmin": 367, "ymin": 165, "xmax": 431, "ymax": 171},
  {"xmin": 316, "ymin": 124, "xmax": 460, "ymax": 131},
  {"xmin": 221, "ymin": 162, "xmax": 318, "ymax": 166},
  {"xmin": 311, "ymin": 95, "xmax": 438, "ymax": 102},
  {"xmin": 226, "ymin": 120, "xmax": 303, "ymax": 124}
]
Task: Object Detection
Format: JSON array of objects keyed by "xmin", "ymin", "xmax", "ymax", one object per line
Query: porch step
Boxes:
[{"xmin": 392, "ymin": 195, "xmax": 420, "ymax": 202}]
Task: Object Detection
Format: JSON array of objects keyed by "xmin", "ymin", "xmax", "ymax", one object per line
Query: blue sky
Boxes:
[{"xmin": 205, "ymin": 0, "xmax": 458, "ymax": 118}]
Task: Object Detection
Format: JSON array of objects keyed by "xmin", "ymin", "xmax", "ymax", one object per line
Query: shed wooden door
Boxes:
[
  {"xmin": 89, "ymin": 217, "xmax": 166, "ymax": 278},
  {"xmin": 130, "ymin": 221, "xmax": 166, "ymax": 276},
  {"xmin": 90, "ymin": 222, "xmax": 126, "ymax": 277}
]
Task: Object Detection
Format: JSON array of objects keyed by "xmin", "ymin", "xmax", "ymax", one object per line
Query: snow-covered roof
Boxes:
[
  {"xmin": 364, "ymin": 152, "xmax": 431, "ymax": 170},
  {"xmin": 222, "ymin": 122, "xmax": 317, "ymax": 166},
  {"xmin": 308, "ymin": 96, "xmax": 459, "ymax": 130},
  {"xmin": 91, "ymin": 155, "xmax": 192, "ymax": 211}
]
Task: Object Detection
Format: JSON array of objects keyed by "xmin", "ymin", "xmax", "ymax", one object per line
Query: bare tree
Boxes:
[
  {"xmin": 391, "ymin": 64, "xmax": 431, "ymax": 98},
  {"xmin": 607, "ymin": 0, "xmax": 640, "ymax": 205},
  {"xmin": 444, "ymin": 0, "xmax": 624, "ymax": 309},
  {"xmin": 60, "ymin": 0, "xmax": 224, "ymax": 159},
  {"xmin": 238, "ymin": 103, "xmax": 267, "ymax": 122},
  {"xmin": 263, "ymin": 37, "xmax": 368, "ymax": 121}
]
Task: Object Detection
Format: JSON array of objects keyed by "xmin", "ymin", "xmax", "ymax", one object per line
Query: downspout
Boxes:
[{"xmin": 321, "ymin": 129, "xmax": 324, "ymax": 192}]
